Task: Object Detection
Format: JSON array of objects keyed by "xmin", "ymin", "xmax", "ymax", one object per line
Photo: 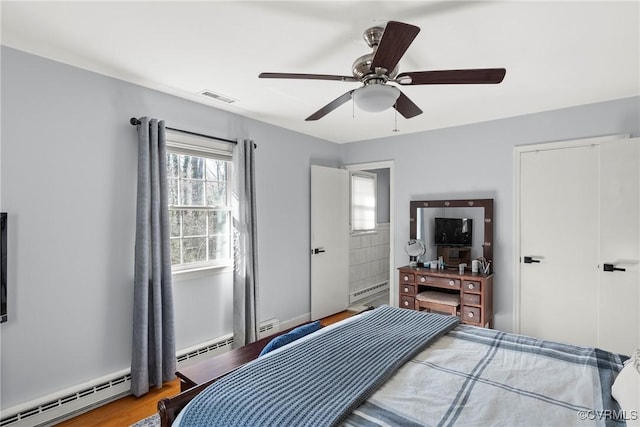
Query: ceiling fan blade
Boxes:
[
  {"xmin": 259, "ymin": 72, "xmax": 358, "ymax": 82},
  {"xmin": 396, "ymin": 68, "xmax": 506, "ymax": 85},
  {"xmin": 370, "ymin": 21, "xmax": 420, "ymax": 74},
  {"xmin": 393, "ymin": 91, "xmax": 423, "ymax": 119},
  {"xmin": 305, "ymin": 90, "xmax": 355, "ymax": 121}
]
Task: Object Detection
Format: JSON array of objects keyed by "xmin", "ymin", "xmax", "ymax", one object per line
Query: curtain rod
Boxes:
[{"xmin": 129, "ymin": 118, "xmax": 237, "ymax": 145}]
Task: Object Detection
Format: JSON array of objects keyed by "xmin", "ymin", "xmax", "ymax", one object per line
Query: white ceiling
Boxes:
[{"xmin": 2, "ymin": 1, "xmax": 639, "ymax": 143}]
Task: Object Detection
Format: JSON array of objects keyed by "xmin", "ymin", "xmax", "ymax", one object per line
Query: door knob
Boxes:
[
  {"xmin": 603, "ymin": 263, "xmax": 626, "ymax": 272},
  {"xmin": 523, "ymin": 256, "xmax": 541, "ymax": 264},
  {"xmin": 312, "ymin": 248, "xmax": 326, "ymax": 255}
]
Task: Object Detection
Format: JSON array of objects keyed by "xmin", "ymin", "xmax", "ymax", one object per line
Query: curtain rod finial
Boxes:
[{"xmin": 130, "ymin": 117, "xmax": 140, "ymax": 126}]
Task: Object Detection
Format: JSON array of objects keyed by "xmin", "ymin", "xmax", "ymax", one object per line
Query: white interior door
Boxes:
[
  {"xmin": 519, "ymin": 145, "xmax": 599, "ymax": 347},
  {"xmin": 311, "ymin": 165, "xmax": 349, "ymax": 320},
  {"xmin": 598, "ymin": 138, "xmax": 639, "ymax": 355},
  {"xmin": 518, "ymin": 136, "xmax": 639, "ymax": 354}
]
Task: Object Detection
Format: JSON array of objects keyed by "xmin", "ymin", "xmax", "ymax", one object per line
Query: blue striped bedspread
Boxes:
[
  {"xmin": 343, "ymin": 325, "xmax": 628, "ymax": 427},
  {"xmin": 176, "ymin": 305, "xmax": 460, "ymax": 427}
]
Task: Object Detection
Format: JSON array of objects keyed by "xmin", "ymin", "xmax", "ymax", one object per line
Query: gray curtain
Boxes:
[
  {"xmin": 131, "ymin": 117, "xmax": 176, "ymax": 396},
  {"xmin": 232, "ymin": 139, "xmax": 259, "ymax": 348}
]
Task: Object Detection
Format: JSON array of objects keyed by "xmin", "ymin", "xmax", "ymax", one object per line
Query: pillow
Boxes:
[
  {"xmin": 259, "ymin": 321, "xmax": 322, "ymax": 357},
  {"xmin": 611, "ymin": 347, "xmax": 640, "ymax": 424}
]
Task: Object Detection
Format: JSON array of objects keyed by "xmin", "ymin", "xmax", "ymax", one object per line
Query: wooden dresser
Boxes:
[{"xmin": 398, "ymin": 266, "xmax": 494, "ymax": 328}]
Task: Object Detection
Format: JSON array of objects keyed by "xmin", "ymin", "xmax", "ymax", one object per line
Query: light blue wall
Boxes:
[
  {"xmin": 0, "ymin": 46, "xmax": 340, "ymax": 410},
  {"xmin": 342, "ymin": 96, "xmax": 640, "ymax": 332}
]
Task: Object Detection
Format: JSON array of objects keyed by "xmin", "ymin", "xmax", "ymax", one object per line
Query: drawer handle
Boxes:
[
  {"xmin": 403, "ymin": 275, "xmax": 409, "ymax": 281},
  {"xmin": 404, "ymin": 300, "xmax": 409, "ymax": 307},
  {"xmin": 468, "ymin": 284, "xmax": 475, "ymax": 290},
  {"xmin": 420, "ymin": 277, "xmax": 426, "ymax": 283},
  {"xmin": 468, "ymin": 312, "xmax": 475, "ymax": 318},
  {"xmin": 403, "ymin": 287, "xmax": 409, "ymax": 293},
  {"xmin": 449, "ymin": 280, "xmax": 455, "ymax": 286}
]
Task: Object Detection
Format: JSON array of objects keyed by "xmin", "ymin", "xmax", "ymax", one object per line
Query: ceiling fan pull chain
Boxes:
[{"xmin": 393, "ymin": 104, "xmax": 399, "ymax": 132}]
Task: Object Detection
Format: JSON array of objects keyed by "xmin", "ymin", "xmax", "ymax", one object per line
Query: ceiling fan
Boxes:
[{"xmin": 259, "ymin": 21, "xmax": 506, "ymax": 121}]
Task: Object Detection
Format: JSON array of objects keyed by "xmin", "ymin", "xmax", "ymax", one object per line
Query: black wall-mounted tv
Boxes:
[
  {"xmin": 434, "ymin": 217, "xmax": 472, "ymax": 247},
  {"xmin": 1, "ymin": 212, "xmax": 6, "ymax": 323}
]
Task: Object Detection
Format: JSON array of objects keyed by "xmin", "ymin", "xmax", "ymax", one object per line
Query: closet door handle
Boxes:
[
  {"xmin": 603, "ymin": 263, "xmax": 626, "ymax": 272},
  {"xmin": 523, "ymin": 256, "xmax": 541, "ymax": 264}
]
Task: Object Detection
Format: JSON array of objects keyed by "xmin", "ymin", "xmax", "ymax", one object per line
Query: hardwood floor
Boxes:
[
  {"xmin": 320, "ymin": 309, "xmax": 358, "ymax": 326},
  {"xmin": 56, "ymin": 310, "xmax": 356, "ymax": 426},
  {"xmin": 56, "ymin": 380, "xmax": 179, "ymax": 427}
]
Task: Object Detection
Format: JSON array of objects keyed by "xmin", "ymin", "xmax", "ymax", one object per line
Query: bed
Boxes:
[{"xmin": 161, "ymin": 305, "xmax": 636, "ymax": 426}]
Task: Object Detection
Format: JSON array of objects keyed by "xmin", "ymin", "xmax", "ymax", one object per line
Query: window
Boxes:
[
  {"xmin": 166, "ymin": 132, "xmax": 233, "ymax": 271},
  {"xmin": 350, "ymin": 171, "xmax": 377, "ymax": 232}
]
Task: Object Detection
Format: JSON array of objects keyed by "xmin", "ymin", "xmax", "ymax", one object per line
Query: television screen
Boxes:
[
  {"xmin": 1, "ymin": 212, "xmax": 6, "ymax": 323},
  {"xmin": 434, "ymin": 217, "xmax": 472, "ymax": 247}
]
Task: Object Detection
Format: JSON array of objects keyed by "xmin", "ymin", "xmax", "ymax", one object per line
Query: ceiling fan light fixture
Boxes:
[{"xmin": 353, "ymin": 84, "xmax": 400, "ymax": 113}]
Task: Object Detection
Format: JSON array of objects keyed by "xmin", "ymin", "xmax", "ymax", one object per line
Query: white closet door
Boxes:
[
  {"xmin": 598, "ymin": 138, "xmax": 639, "ymax": 355},
  {"xmin": 518, "ymin": 136, "xmax": 639, "ymax": 355},
  {"xmin": 519, "ymin": 145, "xmax": 599, "ymax": 347}
]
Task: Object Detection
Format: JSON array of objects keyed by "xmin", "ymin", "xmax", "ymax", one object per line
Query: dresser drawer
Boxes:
[
  {"xmin": 462, "ymin": 305, "xmax": 482, "ymax": 323},
  {"xmin": 399, "ymin": 295, "xmax": 415, "ymax": 309},
  {"xmin": 462, "ymin": 293, "xmax": 481, "ymax": 305},
  {"xmin": 400, "ymin": 283, "xmax": 416, "ymax": 296},
  {"xmin": 400, "ymin": 272, "xmax": 415, "ymax": 284},
  {"xmin": 417, "ymin": 275, "xmax": 461, "ymax": 290},
  {"xmin": 463, "ymin": 280, "xmax": 482, "ymax": 292}
]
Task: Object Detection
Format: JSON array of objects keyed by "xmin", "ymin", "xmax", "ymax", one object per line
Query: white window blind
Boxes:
[
  {"xmin": 351, "ymin": 172, "xmax": 377, "ymax": 232},
  {"xmin": 166, "ymin": 130, "xmax": 233, "ymax": 161}
]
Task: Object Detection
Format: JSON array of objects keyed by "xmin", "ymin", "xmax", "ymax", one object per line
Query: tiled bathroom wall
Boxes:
[{"xmin": 349, "ymin": 223, "xmax": 390, "ymax": 300}]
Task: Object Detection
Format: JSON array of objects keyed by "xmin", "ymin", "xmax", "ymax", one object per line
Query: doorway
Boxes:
[{"xmin": 345, "ymin": 161, "xmax": 395, "ymax": 311}]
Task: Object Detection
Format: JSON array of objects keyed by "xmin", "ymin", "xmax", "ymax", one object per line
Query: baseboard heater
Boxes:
[
  {"xmin": 175, "ymin": 318, "xmax": 279, "ymax": 369},
  {"xmin": 0, "ymin": 371, "xmax": 133, "ymax": 427},
  {"xmin": 0, "ymin": 319, "xmax": 280, "ymax": 427},
  {"xmin": 349, "ymin": 281, "xmax": 389, "ymax": 304}
]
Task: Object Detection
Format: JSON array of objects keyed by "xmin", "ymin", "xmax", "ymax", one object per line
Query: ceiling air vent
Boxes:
[{"xmin": 199, "ymin": 90, "xmax": 237, "ymax": 104}]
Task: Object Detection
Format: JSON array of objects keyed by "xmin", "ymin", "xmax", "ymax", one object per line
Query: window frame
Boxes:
[
  {"xmin": 350, "ymin": 171, "xmax": 377, "ymax": 234},
  {"xmin": 165, "ymin": 131, "xmax": 233, "ymax": 273}
]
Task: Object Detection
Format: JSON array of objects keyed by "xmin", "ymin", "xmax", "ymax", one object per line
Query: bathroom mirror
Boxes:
[{"xmin": 409, "ymin": 199, "xmax": 494, "ymax": 265}]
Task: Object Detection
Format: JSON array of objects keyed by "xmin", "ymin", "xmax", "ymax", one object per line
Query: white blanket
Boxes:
[{"xmin": 343, "ymin": 325, "xmax": 627, "ymax": 427}]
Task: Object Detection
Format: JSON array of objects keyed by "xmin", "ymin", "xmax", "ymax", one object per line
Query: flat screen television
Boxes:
[
  {"xmin": 434, "ymin": 217, "xmax": 472, "ymax": 247},
  {"xmin": 1, "ymin": 212, "xmax": 6, "ymax": 323}
]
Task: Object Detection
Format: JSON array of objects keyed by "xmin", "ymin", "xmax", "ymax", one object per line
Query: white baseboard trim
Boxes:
[
  {"xmin": 279, "ymin": 313, "xmax": 311, "ymax": 331},
  {"xmin": 0, "ymin": 369, "xmax": 131, "ymax": 427}
]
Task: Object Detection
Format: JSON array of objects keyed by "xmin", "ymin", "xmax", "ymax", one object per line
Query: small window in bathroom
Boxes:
[{"xmin": 350, "ymin": 171, "xmax": 377, "ymax": 233}]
